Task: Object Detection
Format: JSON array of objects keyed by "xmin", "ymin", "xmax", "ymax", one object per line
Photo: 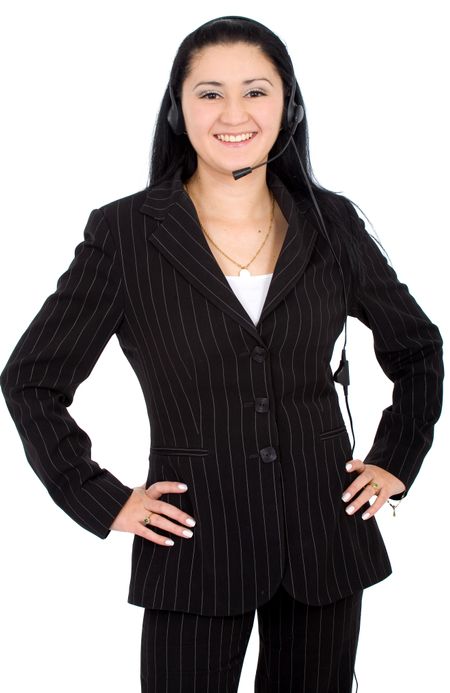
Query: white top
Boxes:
[{"xmin": 225, "ymin": 272, "xmax": 273, "ymax": 326}]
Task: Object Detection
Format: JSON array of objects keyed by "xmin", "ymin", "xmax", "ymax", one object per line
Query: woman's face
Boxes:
[{"xmin": 180, "ymin": 42, "xmax": 285, "ymax": 179}]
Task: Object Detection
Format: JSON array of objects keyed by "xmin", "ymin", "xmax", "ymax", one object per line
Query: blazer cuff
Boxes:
[
  {"xmin": 50, "ymin": 470, "xmax": 135, "ymax": 539},
  {"xmin": 363, "ymin": 408, "xmax": 436, "ymax": 499}
]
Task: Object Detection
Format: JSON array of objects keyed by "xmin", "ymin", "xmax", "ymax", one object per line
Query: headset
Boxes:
[{"xmin": 166, "ymin": 17, "xmax": 355, "ymax": 459}]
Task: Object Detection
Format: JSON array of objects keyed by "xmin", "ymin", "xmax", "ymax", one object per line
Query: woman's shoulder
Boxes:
[
  {"xmin": 97, "ymin": 173, "xmax": 186, "ymax": 225},
  {"xmin": 290, "ymin": 186, "xmax": 363, "ymax": 238},
  {"xmin": 97, "ymin": 186, "xmax": 149, "ymax": 219}
]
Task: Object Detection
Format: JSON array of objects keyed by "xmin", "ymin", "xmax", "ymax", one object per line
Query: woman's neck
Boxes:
[{"xmin": 185, "ymin": 166, "xmax": 273, "ymax": 224}]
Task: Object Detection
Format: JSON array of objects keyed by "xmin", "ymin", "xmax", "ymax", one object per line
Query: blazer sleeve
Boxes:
[
  {"xmin": 346, "ymin": 210, "xmax": 444, "ymax": 501},
  {"xmin": 0, "ymin": 208, "xmax": 134, "ymax": 538}
]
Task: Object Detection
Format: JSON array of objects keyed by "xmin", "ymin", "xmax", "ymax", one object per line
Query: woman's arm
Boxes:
[
  {"xmin": 0, "ymin": 209, "xmax": 134, "ymax": 538},
  {"xmin": 347, "ymin": 209, "xmax": 444, "ymax": 501}
]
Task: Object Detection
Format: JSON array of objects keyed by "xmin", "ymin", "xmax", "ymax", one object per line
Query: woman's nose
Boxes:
[{"xmin": 219, "ymin": 98, "xmax": 249, "ymax": 126}]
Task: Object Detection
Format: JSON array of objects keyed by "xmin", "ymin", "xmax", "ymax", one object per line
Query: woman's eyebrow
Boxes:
[{"xmin": 192, "ymin": 78, "xmax": 273, "ymax": 90}]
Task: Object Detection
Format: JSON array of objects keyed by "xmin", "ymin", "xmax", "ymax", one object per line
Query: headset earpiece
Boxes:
[
  {"xmin": 167, "ymin": 83, "xmax": 186, "ymax": 135},
  {"xmin": 283, "ymin": 77, "xmax": 304, "ymax": 132}
]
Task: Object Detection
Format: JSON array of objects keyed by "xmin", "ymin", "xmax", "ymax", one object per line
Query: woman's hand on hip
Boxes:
[
  {"xmin": 341, "ymin": 459, "xmax": 406, "ymax": 520},
  {"xmin": 110, "ymin": 482, "xmax": 196, "ymax": 546}
]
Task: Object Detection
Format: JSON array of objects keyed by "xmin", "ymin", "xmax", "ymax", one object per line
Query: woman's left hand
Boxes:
[{"xmin": 341, "ymin": 459, "xmax": 406, "ymax": 520}]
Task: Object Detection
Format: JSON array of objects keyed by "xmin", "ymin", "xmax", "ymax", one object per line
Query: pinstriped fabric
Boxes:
[
  {"xmin": 140, "ymin": 583, "xmax": 363, "ymax": 692},
  {"xmin": 1, "ymin": 211, "xmax": 134, "ymax": 535},
  {"xmin": 0, "ymin": 167, "xmax": 443, "ymax": 617}
]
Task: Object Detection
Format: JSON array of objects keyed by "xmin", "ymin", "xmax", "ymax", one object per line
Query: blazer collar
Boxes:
[{"xmin": 139, "ymin": 167, "xmax": 318, "ymax": 343}]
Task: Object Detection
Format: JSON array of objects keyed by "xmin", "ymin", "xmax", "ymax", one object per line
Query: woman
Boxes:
[{"xmin": 1, "ymin": 15, "xmax": 444, "ymax": 693}]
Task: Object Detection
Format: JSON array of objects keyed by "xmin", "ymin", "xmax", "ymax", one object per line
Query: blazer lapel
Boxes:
[{"xmin": 139, "ymin": 168, "xmax": 318, "ymax": 341}]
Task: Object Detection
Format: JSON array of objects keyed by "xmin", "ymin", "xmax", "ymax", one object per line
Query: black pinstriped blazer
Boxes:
[{"xmin": 1, "ymin": 168, "xmax": 443, "ymax": 616}]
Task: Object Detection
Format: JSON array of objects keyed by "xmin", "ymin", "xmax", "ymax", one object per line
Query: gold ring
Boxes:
[
  {"xmin": 369, "ymin": 481, "xmax": 380, "ymax": 490},
  {"xmin": 143, "ymin": 512, "xmax": 153, "ymax": 526}
]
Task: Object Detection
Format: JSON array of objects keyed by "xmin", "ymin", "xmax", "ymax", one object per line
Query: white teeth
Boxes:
[{"xmin": 215, "ymin": 133, "xmax": 255, "ymax": 142}]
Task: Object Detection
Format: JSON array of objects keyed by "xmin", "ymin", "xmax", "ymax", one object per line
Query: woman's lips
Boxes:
[{"xmin": 213, "ymin": 133, "xmax": 257, "ymax": 147}]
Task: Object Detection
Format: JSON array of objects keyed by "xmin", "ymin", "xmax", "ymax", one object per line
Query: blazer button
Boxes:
[
  {"xmin": 255, "ymin": 397, "xmax": 270, "ymax": 413},
  {"xmin": 259, "ymin": 446, "xmax": 277, "ymax": 463},
  {"xmin": 252, "ymin": 346, "xmax": 267, "ymax": 362}
]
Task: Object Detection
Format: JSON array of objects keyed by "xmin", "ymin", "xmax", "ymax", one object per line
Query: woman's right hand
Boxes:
[{"xmin": 110, "ymin": 482, "xmax": 196, "ymax": 546}]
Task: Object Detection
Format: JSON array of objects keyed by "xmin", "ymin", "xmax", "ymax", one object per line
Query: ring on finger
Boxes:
[
  {"xmin": 143, "ymin": 511, "xmax": 154, "ymax": 526},
  {"xmin": 366, "ymin": 481, "xmax": 380, "ymax": 492}
]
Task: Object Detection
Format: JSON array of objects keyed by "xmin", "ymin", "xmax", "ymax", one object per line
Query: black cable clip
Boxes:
[{"xmin": 333, "ymin": 349, "xmax": 350, "ymax": 387}]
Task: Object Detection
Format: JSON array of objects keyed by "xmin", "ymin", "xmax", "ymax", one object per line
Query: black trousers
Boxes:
[{"xmin": 140, "ymin": 583, "xmax": 363, "ymax": 692}]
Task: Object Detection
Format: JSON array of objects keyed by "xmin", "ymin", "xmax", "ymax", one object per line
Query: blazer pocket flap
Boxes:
[
  {"xmin": 319, "ymin": 425, "xmax": 347, "ymax": 441},
  {"xmin": 150, "ymin": 446, "xmax": 209, "ymax": 457}
]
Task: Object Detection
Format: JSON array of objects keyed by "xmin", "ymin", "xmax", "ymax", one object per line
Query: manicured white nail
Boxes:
[
  {"xmin": 185, "ymin": 518, "xmax": 196, "ymax": 526},
  {"xmin": 346, "ymin": 505, "xmax": 355, "ymax": 514},
  {"xmin": 182, "ymin": 529, "xmax": 193, "ymax": 538},
  {"xmin": 342, "ymin": 492, "xmax": 351, "ymax": 502},
  {"xmin": 165, "ymin": 539, "xmax": 174, "ymax": 545},
  {"xmin": 362, "ymin": 512, "xmax": 371, "ymax": 520},
  {"xmin": 346, "ymin": 463, "xmax": 353, "ymax": 471},
  {"xmin": 178, "ymin": 483, "xmax": 188, "ymax": 490}
]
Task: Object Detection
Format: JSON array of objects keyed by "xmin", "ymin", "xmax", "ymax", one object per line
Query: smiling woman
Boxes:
[
  {"xmin": 180, "ymin": 44, "xmax": 283, "ymax": 172},
  {"xmin": 0, "ymin": 13, "xmax": 443, "ymax": 693}
]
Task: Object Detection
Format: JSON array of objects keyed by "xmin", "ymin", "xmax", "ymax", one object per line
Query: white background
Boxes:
[{"xmin": 1, "ymin": 1, "xmax": 448, "ymax": 691}]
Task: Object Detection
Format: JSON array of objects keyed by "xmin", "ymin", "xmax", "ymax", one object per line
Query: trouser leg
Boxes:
[
  {"xmin": 140, "ymin": 605, "xmax": 255, "ymax": 693},
  {"xmin": 254, "ymin": 585, "xmax": 363, "ymax": 693}
]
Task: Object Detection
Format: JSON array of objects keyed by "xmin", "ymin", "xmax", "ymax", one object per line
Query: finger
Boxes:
[
  {"xmin": 361, "ymin": 489, "xmax": 390, "ymax": 520},
  {"xmin": 134, "ymin": 523, "xmax": 175, "ymax": 547},
  {"xmin": 342, "ymin": 468, "xmax": 374, "ymax": 502},
  {"xmin": 345, "ymin": 458, "xmax": 364, "ymax": 472},
  {"xmin": 142, "ymin": 494, "xmax": 196, "ymax": 528},
  {"xmin": 145, "ymin": 481, "xmax": 196, "ymax": 528},
  {"xmin": 344, "ymin": 483, "xmax": 379, "ymax": 516},
  {"xmin": 145, "ymin": 480, "xmax": 189, "ymax": 498},
  {"xmin": 143, "ymin": 510, "xmax": 195, "ymax": 540}
]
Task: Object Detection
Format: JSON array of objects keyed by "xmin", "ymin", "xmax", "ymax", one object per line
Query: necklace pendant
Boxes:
[{"xmin": 239, "ymin": 268, "xmax": 251, "ymax": 278}]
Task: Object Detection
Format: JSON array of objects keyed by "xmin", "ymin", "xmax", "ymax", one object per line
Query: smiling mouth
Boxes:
[{"xmin": 214, "ymin": 132, "xmax": 257, "ymax": 143}]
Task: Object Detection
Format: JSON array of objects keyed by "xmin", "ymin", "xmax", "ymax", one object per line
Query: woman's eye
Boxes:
[
  {"xmin": 199, "ymin": 92, "xmax": 220, "ymax": 99},
  {"xmin": 246, "ymin": 90, "xmax": 266, "ymax": 97}
]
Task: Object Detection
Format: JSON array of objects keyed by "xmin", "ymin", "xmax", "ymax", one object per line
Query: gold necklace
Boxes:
[{"xmin": 184, "ymin": 183, "xmax": 275, "ymax": 278}]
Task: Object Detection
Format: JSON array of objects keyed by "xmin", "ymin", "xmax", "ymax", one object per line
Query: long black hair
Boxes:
[{"xmin": 147, "ymin": 15, "xmax": 384, "ymax": 281}]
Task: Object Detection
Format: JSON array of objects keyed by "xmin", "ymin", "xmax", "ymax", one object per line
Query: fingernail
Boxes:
[
  {"xmin": 342, "ymin": 492, "xmax": 351, "ymax": 502},
  {"xmin": 362, "ymin": 512, "xmax": 371, "ymax": 520},
  {"xmin": 346, "ymin": 505, "xmax": 355, "ymax": 514},
  {"xmin": 182, "ymin": 529, "xmax": 193, "ymax": 538},
  {"xmin": 178, "ymin": 483, "xmax": 188, "ymax": 490},
  {"xmin": 165, "ymin": 539, "xmax": 174, "ymax": 546},
  {"xmin": 185, "ymin": 518, "xmax": 196, "ymax": 526},
  {"xmin": 346, "ymin": 463, "xmax": 353, "ymax": 471}
]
